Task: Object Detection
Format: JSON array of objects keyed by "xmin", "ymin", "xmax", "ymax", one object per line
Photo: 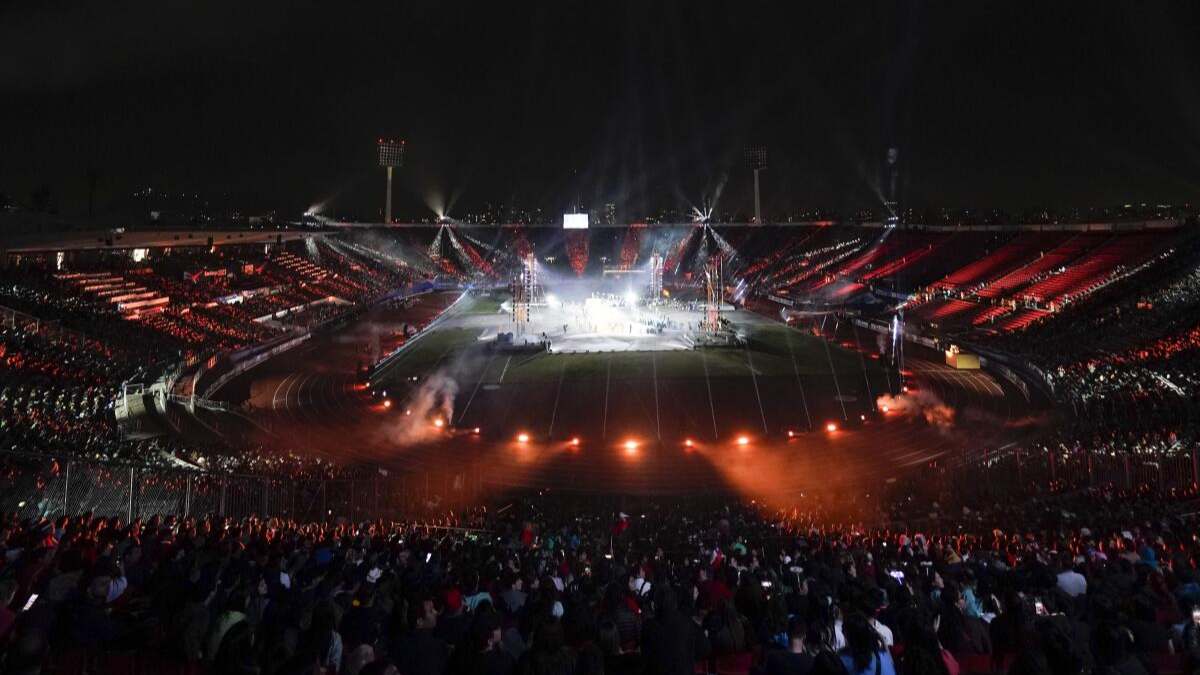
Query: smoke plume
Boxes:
[
  {"xmin": 876, "ymin": 389, "xmax": 956, "ymax": 432},
  {"xmin": 380, "ymin": 370, "xmax": 459, "ymax": 446}
]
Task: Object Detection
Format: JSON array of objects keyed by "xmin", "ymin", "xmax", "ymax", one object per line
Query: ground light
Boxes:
[
  {"xmin": 826, "ymin": 422, "xmax": 838, "ymax": 433},
  {"xmin": 571, "ymin": 437, "xmax": 581, "ymax": 447},
  {"xmin": 736, "ymin": 435, "xmax": 750, "ymax": 446},
  {"xmin": 684, "ymin": 438, "xmax": 695, "ymax": 448},
  {"xmin": 624, "ymin": 439, "xmax": 639, "ymax": 454},
  {"xmin": 787, "ymin": 430, "xmax": 796, "ymax": 438},
  {"xmin": 517, "ymin": 433, "xmax": 530, "ymax": 443},
  {"xmin": 433, "ymin": 418, "xmax": 444, "ymax": 428},
  {"xmin": 473, "ymin": 427, "xmax": 481, "ymax": 434}
]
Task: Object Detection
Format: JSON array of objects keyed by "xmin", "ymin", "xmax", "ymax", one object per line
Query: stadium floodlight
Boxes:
[
  {"xmin": 563, "ymin": 213, "xmax": 589, "ymax": 229},
  {"xmin": 745, "ymin": 145, "xmax": 767, "ymax": 224},
  {"xmin": 377, "ymin": 138, "xmax": 406, "ymax": 223}
]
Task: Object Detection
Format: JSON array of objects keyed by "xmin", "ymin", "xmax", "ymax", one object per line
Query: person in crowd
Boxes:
[{"xmin": 839, "ymin": 612, "xmax": 896, "ymax": 675}]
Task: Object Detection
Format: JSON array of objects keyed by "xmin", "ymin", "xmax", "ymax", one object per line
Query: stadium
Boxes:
[
  {"xmin": 180, "ymin": 222, "xmax": 1052, "ymax": 504},
  {"xmin": 4, "ymin": 3, "xmax": 1200, "ymax": 675}
]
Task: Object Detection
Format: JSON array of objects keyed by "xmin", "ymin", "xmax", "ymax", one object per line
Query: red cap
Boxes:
[{"xmin": 445, "ymin": 588, "xmax": 463, "ymax": 612}]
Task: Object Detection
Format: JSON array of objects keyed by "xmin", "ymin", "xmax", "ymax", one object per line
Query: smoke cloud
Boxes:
[
  {"xmin": 876, "ymin": 389, "xmax": 956, "ymax": 432},
  {"xmin": 379, "ymin": 370, "xmax": 459, "ymax": 446}
]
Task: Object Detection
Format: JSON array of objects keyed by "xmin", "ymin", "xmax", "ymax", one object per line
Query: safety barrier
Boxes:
[{"xmin": 0, "ymin": 450, "xmax": 482, "ymax": 523}]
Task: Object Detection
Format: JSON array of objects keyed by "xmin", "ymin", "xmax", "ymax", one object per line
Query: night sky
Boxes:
[{"xmin": 3, "ymin": 1, "xmax": 1199, "ymax": 220}]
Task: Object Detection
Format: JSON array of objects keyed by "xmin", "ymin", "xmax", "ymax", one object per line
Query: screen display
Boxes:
[{"xmin": 563, "ymin": 213, "xmax": 589, "ymax": 229}]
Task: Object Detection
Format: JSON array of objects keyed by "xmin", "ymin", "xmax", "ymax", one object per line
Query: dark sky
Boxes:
[{"xmin": 3, "ymin": 1, "xmax": 1200, "ymax": 220}]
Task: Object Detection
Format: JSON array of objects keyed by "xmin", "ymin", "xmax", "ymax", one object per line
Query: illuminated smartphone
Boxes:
[
  {"xmin": 1034, "ymin": 599, "xmax": 1046, "ymax": 616},
  {"xmin": 22, "ymin": 594, "xmax": 38, "ymax": 611},
  {"xmin": 1192, "ymin": 608, "xmax": 1200, "ymax": 624}
]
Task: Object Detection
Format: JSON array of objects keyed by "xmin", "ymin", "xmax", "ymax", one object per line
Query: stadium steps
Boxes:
[
  {"xmin": 971, "ymin": 305, "xmax": 1014, "ymax": 326},
  {"xmin": 933, "ymin": 232, "xmax": 1058, "ymax": 290},
  {"xmin": 1017, "ymin": 233, "xmax": 1158, "ymax": 306},
  {"xmin": 996, "ymin": 307, "xmax": 1051, "ymax": 332},
  {"xmin": 975, "ymin": 234, "xmax": 1103, "ymax": 299}
]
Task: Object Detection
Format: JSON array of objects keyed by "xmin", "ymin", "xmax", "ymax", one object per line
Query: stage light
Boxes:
[
  {"xmin": 383, "ymin": 400, "xmax": 392, "ymax": 409},
  {"xmin": 433, "ymin": 418, "xmax": 444, "ymax": 428},
  {"xmin": 473, "ymin": 427, "xmax": 481, "ymax": 434},
  {"xmin": 736, "ymin": 435, "xmax": 750, "ymax": 446},
  {"xmin": 826, "ymin": 422, "xmax": 838, "ymax": 433},
  {"xmin": 624, "ymin": 289, "xmax": 638, "ymax": 306},
  {"xmin": 517, "ymin": 433, "xmax": 530, "ymax": 443},
  {"xmin": 684, "ymin": 438, "xmax": 694, "ymax": 448},
  {"xmin": 624, "ymin": 439, "xmax": 639, "ymax": 454},
  {"xmin": 571, "ymin": 437, "xmax": 581, "ymax": 447},
  {"xmin": 787, "ymin": 430, "xmax": 795, "ymax": 438},
  {"xmin": 860, "ymin": 414, "xmax": 866, "ymax": 421},
  {"xmin": 882, "ymin": 405, "xmax": 890, "ymax": 414}
]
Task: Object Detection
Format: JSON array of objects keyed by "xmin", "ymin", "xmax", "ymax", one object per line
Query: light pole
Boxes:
[
  {"xmin": 377, "ymin": 138, "xmax": 405, "ymax": 223},
  {"xmin": 745, "ymin": 146, "xmax": 767, "ymax": 225}
]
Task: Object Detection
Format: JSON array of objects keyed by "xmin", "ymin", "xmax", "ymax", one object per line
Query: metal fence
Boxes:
[
  {"xmin": 2, "ymin": 443, "xmax": 1197, "ymax": 523},
  {"xmin": 0, "ymin": 451, "xmax": 481, "ymax": 522},
  {"xmin": 880, "ymin": 443, "xmax": 1200, "ymax": 510}
]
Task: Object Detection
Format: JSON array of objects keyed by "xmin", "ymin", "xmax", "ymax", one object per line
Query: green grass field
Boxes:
[
  {"xmin": 369, "ymin": 295, "xmax": 894, "ymax": 440},
  {"xmin": 375, "ymin": 294, "xmax": 884, "ymax": 385}
]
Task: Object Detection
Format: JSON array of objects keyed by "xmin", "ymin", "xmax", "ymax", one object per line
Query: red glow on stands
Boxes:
[
  {"xmin": 619, "ymin": 228, "xmax": 641, "ymax": 269},
  {"xmin": 566, "ymin": 231, "xmax": 589, "ymax": 277},
  {"xmin": 510, "ymin": 227, "xmax": 533, "ymax": 259},
  {"xmin": 665, "ymin": 227, "xmax": 697, "ymax": 273}
]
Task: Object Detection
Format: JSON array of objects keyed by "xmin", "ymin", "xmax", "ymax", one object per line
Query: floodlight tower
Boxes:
[
  {"xmin": 703, "ymin": 254, "xmax": 723, "ymax": 333},
  {"xmin": 511, "ymin": 276, "xmax": 529, "ymax": 329},
  {"xmin": 648, "ymin": 252, "xmax": 664, "ymax": 300},
  {"xmin": 377, "ymin": 138, "xmax": 406, "ymax": 223},
  {"xmin": 746, "ymin": 146, "xmax": 768, "ymax": 225},
  {"xmin": 512, "ymin": 252, "xmax": 540, "ymax": 331},
  {"xmin": 884, "ymin": 146, "xmax": 900, "ymax": 225}
]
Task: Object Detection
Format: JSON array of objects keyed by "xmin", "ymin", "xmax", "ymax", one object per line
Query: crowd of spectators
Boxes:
[
  {"xmin": 2, "ymin": 490, "xmax": 1200, "ymax": 674},
  {"xmin": 0, "ymin": 239, "xmax": 428, "ymax": 478}
]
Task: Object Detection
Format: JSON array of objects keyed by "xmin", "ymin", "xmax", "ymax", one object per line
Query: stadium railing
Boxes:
[{"xmin": 0, "ymin": 449, "xmax": 476, "ymax": 523}]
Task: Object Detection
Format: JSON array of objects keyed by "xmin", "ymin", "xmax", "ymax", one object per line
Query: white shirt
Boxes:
[
  {"xmin": 1056, "ymin": 570, "xmax": 1087, "ymax": 597},
  {"xmin": 834, "ymin": 618, "xmax": 894, "ymax": 650}
]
